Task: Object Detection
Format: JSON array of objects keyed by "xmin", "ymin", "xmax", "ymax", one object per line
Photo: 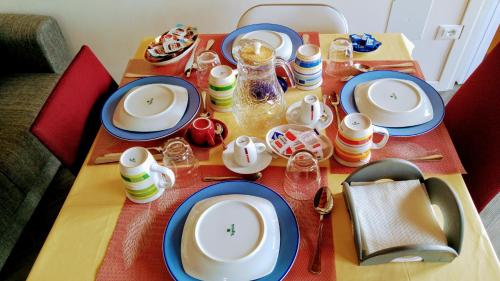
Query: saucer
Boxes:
[
  {"xmin": 222, "ymin": 137, "xmax": 272, "ymax": 174},
  {"xmin": 286, "ymin": 101, "xmax": 334, "ymax": 129},
  {"xmin": 184, "ymin": 118, "xmax": 229, "ymax": 149}
]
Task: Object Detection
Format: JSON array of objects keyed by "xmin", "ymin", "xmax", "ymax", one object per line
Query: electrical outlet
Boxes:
[{"xmin": 436, "ymin": 25, "xmax": 463, "ymax": 40}]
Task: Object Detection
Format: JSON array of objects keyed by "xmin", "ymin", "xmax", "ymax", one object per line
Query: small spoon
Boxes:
[
  {"xmin": 341, "ymin": 68, "xmax": 416, "ymax": 82},
  {"xmin": 310, "ymin": 186, "xmax": 334, "ymax": 274},
  {"xmin": 320, "ymin": 95, "xmax": 328, "ymax": 122},
  {"xmin": 215, "ymin": 123, "xmax": 227, "ymax": 150},
  {"xmin": 352, "ymin": 62, "xmax": 414, "ymax": 73},
  {"xmin": 200, "ymin": 91, "xmax": 210, "ymax": 117},
  {"xmin": 407, "ymin": 154, "xmax": 444, "ymax": 162},
  {"xmin": 203, "ymin": 172, "xmax": 262, "ymax": 182},
  {"xmin": 327, "ymin": 92, "xmax": 341, "ymax": 129}
]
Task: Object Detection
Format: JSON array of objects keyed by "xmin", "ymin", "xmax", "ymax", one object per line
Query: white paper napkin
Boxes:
[{"xmin": 346, "ymin": 179, "xmax": 447, "ymax": 255}]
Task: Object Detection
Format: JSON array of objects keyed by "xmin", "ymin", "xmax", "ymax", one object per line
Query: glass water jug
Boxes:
[{"xmin": 232, "ymin": 39, "xmax": 295, "ymax": 135}]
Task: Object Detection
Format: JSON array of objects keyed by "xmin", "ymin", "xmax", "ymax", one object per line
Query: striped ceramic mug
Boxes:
[
  {"xmin": 333, "ymin": 113, "xmax": 389, "ymax": 167},
  {"xmin": 208, "ymin": 65, "xmax": 237, "ymax": 112},
  {"xmin": 119, "ymin": 147, "xmax": 175, "ymax": 203}
]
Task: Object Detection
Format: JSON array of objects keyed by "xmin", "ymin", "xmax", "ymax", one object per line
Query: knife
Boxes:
[
  {"xmin": 184, "ymin": 38, "xmax": 200, "ymax": 78},
  {"xmin": 94, "ymin": 152, "xmax": 163, "ymax": 164}
]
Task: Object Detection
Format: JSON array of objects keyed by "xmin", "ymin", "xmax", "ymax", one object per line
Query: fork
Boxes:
[{"xmin": 328, "ymin": 92, "xmax": 341, "ymax": 129}]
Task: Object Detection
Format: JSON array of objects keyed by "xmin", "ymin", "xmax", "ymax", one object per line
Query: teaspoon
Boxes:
[{"xmin": 310, "ymin": 186, "xmax": 334, "ymax": 274}]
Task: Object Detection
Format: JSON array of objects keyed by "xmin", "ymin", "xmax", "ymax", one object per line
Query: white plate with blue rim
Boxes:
[
  {"xmin": 340, "ymin": 70, "xmax": 444, "ymax": 136},
  {"xmin": 222, "ymin": 23, "xmax": 302, "ymax": 65},
  {"xmin": 163, "ymin": 181, "xmax": 299, "ymax": 281},
  {"xmin": 101, "ymin": 76, "xmax": 200, "ymax": 141}
]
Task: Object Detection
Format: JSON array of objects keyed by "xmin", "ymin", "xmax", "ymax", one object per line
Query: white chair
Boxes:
[{"xmin": 238, "ymin": 3, "xmax": 349, "ymax": 34}]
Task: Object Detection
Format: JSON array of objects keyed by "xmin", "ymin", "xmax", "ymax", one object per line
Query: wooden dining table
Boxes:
[{"xmin": 26, "ymin": 33, "xmax": 500, "ymax": 281}]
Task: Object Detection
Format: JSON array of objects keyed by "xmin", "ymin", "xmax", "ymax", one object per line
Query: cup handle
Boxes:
[
  {"xmin": 255, "ymin": 143, "xmax": 268, "ymax": 153},
  {"xmin": 371, "ymin": 126, "xmax": 390, "ymax": 149},
  {"xmin": 151, "ymin": 164, "xmax": 175, "ymax": 189},
  {"xmin": 207, "ymin": 132, "xmax": 216, "ymax": 146}
]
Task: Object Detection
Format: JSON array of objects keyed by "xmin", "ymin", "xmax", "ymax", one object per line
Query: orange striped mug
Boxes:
[{"xmin": 333, "ymin": 113, "xmax": 389, "ymax": 167}]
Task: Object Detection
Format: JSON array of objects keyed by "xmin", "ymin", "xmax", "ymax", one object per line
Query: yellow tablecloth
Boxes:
[{"xmin": 27, "ymin": 34, "xmax": 499, "ymax": 281}]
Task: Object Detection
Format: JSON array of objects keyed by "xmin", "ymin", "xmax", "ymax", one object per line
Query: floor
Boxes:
[{"xmin": 480, "ymin": 194, "xmax": 500, "ymax": 258}]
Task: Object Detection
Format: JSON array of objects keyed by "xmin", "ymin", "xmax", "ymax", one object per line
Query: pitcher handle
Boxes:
[{"xmin": 275, "ymin": 57, "xmax": 296, "ymax": 88}]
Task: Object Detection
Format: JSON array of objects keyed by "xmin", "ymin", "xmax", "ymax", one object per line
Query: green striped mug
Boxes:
[
  {"xmin": 119, "ymin": 147, "xmax": 175, "ymax": 203},
  {"xmin": 208, "ymin": 65, "xmax": 237, "ymax": 112}
]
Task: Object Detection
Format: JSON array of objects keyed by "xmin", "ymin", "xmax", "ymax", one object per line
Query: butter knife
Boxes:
[
  {"xmin": 94, "ymin": 152, "xmax": 163, "ymax": 164},
  {"xmin": 184, "ymin": 39, "xmax": 200, "ymax": 78}
]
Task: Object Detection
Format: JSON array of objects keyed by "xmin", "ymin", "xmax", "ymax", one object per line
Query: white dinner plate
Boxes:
[
  {"xmin": 112, "ymin": 83, "xmax": 188, "ymax": 132},
  {"xmin": 354, "ymin": 78, "xmax": 433, "ymax": 127},
  {"xmin": 232, "ymin": 30, "xmax": 293, "ymax": 60}
]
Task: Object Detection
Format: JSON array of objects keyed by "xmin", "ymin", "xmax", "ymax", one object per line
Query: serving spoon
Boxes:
[{"xmin": 310, "ymin": 186, "xmax": 334, "ymax": 274}]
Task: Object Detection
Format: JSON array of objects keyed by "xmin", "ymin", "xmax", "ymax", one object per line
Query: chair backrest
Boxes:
[
  {"xmin": 31, "ymin": 45, "xmax": 117, "ymax": 173},
  {"xmin": 238, "ymin": 4, "xmax": 349, "ymax": 34},
  {"xmin": 444, "ymin": 43, "xmax": 500, "ymax": 212}
]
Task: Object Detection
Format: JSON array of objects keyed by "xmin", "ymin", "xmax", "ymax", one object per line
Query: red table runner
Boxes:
[
  {"xmin": 321, "ymin": 61, "xmax": 465, "ymax": 174},
  {"xmin": 87, "ymin": 32, "xmax": 320, "ymax": 165},
  {"xmin": 96, "ymin": 165, "xmax": 335, "ymax": 281}
]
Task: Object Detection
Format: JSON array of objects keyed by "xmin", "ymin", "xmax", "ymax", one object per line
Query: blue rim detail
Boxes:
[
  {"xmin": 162, "ymin": 181, "xmax": 300, "ymax": 281},
  {"xmin": 221, "ymin": 23, "xmax": 303, "ymax": 65},
  {"xmin": 294, "ymin": 58, "xmax": 322, "ymax": 68},
  {"xmin": 101, "ymin": 76, "xmax": 200, "ymax": 141},
  {"xmin": 340, "ymin": 70, "xmax": 445, "ymax": 137}
]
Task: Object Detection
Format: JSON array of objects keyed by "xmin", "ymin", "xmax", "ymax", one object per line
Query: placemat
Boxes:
[
  {"xmin": 321, "ymin": 61, "xmax": 465, "ymax": 174},
  {"xmin": 88, "ymin": 32, "xmax": 320, "ymax": 165},
  {"xmin": 96, "ymin": 165, "xmax": 335, "ymax": 281}
]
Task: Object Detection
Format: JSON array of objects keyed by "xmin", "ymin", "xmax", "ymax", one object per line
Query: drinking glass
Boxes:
[
  {"xmin": 284, "ymin": 150, "xmax": 321, "ymax": 200},
  {"xmin": 162, "ymin": 138, "xmax": 199, "ymax": 188},
  {"xmin": 196, "ymin": 50, "xmax": 220, "ymax": 90},
  {"xmin": 325, "ymin": 38, "xmax": 353, "ymax": 77}
]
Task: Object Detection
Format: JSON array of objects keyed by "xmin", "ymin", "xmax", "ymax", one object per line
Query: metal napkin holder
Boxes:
[{"xmin": 342, "ymin": 159, "xmax": 464, "ymax": 265}]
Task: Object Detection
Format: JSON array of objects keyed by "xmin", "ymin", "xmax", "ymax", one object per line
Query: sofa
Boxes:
[{"xmin": 0, "ymin": 13, "xmax": 74, "ymax": 271}]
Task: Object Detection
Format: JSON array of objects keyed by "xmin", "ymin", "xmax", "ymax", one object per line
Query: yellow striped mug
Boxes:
[
  {"xmin": 119, "ymin": 147, "xmax": 175, "ymax": 203},
  {"xmin": 333, "ymin": 113, "xmax": 389, "ymax": 167}
]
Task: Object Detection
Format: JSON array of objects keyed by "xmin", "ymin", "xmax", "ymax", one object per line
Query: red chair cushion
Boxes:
[
  {"xmin": 444, "ymin": 44, "xmax": 500, "ymax": 212},
  {"xmin": 31, "ymin": 45, "xmax": 117, "ymax": 172}
]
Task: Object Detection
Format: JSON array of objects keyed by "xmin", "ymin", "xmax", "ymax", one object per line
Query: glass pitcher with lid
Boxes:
[{"xmin": 232, "ymin": 39, "xmax": 295, "ymax": 135}]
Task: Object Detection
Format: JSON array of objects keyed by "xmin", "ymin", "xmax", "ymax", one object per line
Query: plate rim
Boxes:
[
  {"xmin": 340, "ymin": 70, "xmax": 445, "ymax": 137},
  {"xmin": 221, "ymin": 23, "xmax": 303, "ymax": 65},
  {"xmin": 162, "ymin": 181, "xmax": 300, "ymax": 281},
  {"xmin": 101, "ymin": 76, "xmax": 200, "ymax": 141}
]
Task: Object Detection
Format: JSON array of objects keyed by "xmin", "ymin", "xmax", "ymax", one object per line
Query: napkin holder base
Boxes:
[{"xmin": 342, "ymin": 158, "xmax": 464, "ymax": 266}]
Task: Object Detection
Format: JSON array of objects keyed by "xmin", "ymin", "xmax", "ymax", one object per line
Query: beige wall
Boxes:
[{"xmin": 0, "ymin": 0, "xmax": 467, "ymax": 87}]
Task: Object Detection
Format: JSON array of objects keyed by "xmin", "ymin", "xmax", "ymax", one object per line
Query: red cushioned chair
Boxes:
[
  {"xmin": 444, "ymin": 43, "xmax": 500, "ymax": 212},
  {"xmin": 31, "ymin": 45, "xmax": 118, "ymax": 174}
]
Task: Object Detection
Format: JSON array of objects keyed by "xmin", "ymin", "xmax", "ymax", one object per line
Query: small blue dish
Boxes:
[
  {"xmin": 350, "ymin": 33, "xmax": 382, "ymax": 53},
  {"xmin": 163, "ymin": 181, "xmax": 299, "ymax": 281}
]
